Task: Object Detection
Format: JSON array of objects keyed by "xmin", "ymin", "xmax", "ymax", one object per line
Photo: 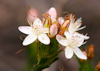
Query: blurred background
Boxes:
[{"xmin": 0, "ymin": 0, "xmax": 100, "ymax": 71}]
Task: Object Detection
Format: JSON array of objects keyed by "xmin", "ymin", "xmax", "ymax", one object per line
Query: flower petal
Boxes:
[
  {"xmin": 41, "ymin": 28, "xmax": 49, "ymax": 34},
  {"xmin": 73, "ymin": 47, "xmax": 87, "ymax": 59},
  {"xmin": 38, "ymin": 34, "xmax": 50, "ymax": 45},
  {"xmin": 56, "ymin": 35, "xmax": 68, "ymax": 46},
  {"xmin": 33, "ymin": 18, "xmax": 43, "ymax": 28},
  {"xmin": 68, "ymin": 17, "xmax": 83, "ymax": 32},
  {"xmin": 65, "ymin": 47, "xmax": 73, "ymax": 59},
  {"xmin": 75, "ymin": 32, "xmax": 90, "ymax": 40},
  {"xmin": 22, "ymin": 34, "xmax": 37, "ymax": 46},
  {"xmin": 64, "ymin": 32, "xmax": 84, "ymax": 48},
  {"xmin": 64, "ymin": 31, "xmax": 72, "ymax": 38},
  {"xmin": 18, "ymin": 26, "xmax": 32, "ymax": 34},
  {"xmin": 72, "ymin": 32, "xmax": 84, "ymax": 48}
]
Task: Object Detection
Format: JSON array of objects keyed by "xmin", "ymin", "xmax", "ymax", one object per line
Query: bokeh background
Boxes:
[{"xmin": 0, "ymin": 0, "xmax": 100, "ymax": 71}]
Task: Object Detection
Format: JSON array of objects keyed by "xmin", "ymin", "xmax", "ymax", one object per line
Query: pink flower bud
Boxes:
[
  {"xmin": 58, "ymin": 17, "xmax": 64, "ymax": 25},
  {"xmin": 50, "ymin": 24, "xmax": 58, "ymax": 36},
  {"xmin": 48, "ymin": 7, "xmax": 57, "ymax": 19},
  {"xmin": 27, "ymin": 7, "xmax": 38, "ymax": 22},
  {"xmin": 62, "ymin": 20, "xmax": 70, "ymax": 28}
]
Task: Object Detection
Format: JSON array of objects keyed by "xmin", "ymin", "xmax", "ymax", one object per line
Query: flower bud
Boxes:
[
  {"xmin": 62, "ymin": 20, "xmax": 70, "ymax": 28},
  {"xmin": 48, "ymin": 7, "xmax": 57, "ymax": 23},
  {"xmin": 95, "ymin": 62, "xmax": 100, "ymax": 71},
  {"xmin": 58, "ymin": 17, "xmax": 64, "ymax": 25},
  {"xmin": 49, "ymin": 24, "xmax": 58, "ymax": 38},
  {"xmin": 58, "ymin": 28, "xmax": 66, "ymax": 36},
  {"xmin": 87, "ymin": 44, "xmax": 94, "ymax": 59},
  {"xmin": 48, "ymin": 7, "xmax": 57, "ymax": 19},
  {"xmin": 27, "ymin": 7, "xmax": 38, "ymax": 23}
]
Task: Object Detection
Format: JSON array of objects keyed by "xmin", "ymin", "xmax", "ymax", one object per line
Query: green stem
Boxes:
[{"xmin": 33, "ymin": 65, "xmax": 42, "ymax": 71}]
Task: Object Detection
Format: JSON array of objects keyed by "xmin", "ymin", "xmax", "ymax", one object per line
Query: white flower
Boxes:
[
  {"xmin": 18, "ymin": 18, "xmax": 50, "ymax": 46},
  {"xmin": 67, "ymin": 14, "xmax": 90, "ymax": 40},
  {"xmin": 68, "ymin": 14, "xmax": 86, "ymax": 33},
  {"xmin": 56, "ymin": 32, "xmax": 87, "ymax": 59}
]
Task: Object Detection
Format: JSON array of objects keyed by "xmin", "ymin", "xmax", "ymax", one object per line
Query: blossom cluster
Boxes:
[{"xmin": 18, "ymin": 7, "xmax": 89, "ymax": 60}]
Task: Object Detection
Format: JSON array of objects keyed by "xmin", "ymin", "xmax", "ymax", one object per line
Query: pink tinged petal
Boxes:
[
  {"xmin": 75, "ymin": 32, "xmax": 90, "ymax": 40},
  {"xmin": 33, "ymin": 18, "xmax": 43, "ymax": 28},
  {"xmin": 58, "ymin": 17, "xmax": 64, "ymax": 25},
  {"xmin": 76, "ymin": 26, "xmax": 86, "ymax": 31},
  {"xmin": 68, "ymin": 18, "xmax": 82, "ymax": 32},
  {"xmin": 74, "ymin": 18, "xmax": 82, "ymax": 29},
  {"xmin": 73, "ymin": 47, "xmax": 87, "ymax": 59},
  {"xmin": 27, "ymin": 8, "xmax": 38, "ymax": 22},
  {"xmin": 65, "ymin": 47, "xmax": 73, "ymax": 59},
  {"xmin": 62, "ymin": 20, "xmax": 70, "ymax": 28},
  {"xmin": 84, "ymin": 36, "xmax": 90, "ymax": 40},
  {"xmin": 22, "ymin": 34, "xmax": 37, "ymax": 46},
  {"xmin": 18, "ymin": 26, "xmax": 32, "ymax": 34},
  {"xmin": 50, "ymin": 24, "xmax": 58, "ymax": 36},
  {"xmin": 56, "ymin": 35, "xmax": 68, "ymax": 46},
  {"xmin": 71, "ymin": 32, "xmax": 84, "ymax": 48},
  {"xmin": 41, "ymin": 28, "xmax": 49, "ymax": 34},
  {"xmin": 48, "ymin": 7, "xmax": 57, "ymax": 18},
  {"xmin": 38, "ymin": 34, "xmax": 50, "ymax": 45}
]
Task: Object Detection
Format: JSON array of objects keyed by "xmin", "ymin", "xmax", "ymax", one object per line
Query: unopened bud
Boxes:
[
  {"xmin": 48, "ymin": 7, "xmax": 57, "ymax": 19},
  {"xmin": 49, "ymin": 24, "xmax": 58, "ymax": 38},
  {"xmin": 58, "ymin": 27, "xmax": 66, "ymax": 36},
  {"xmin": 58, "ymin": 17, "xmax": 64, "ymax": 25},
  {"xmin": 62, "ymin": 20, "xmax": 70, "ymax": 28},
  {"xmin": 27, "ymin": 7, "xmax": 38, "ymax": 23},
  {"xmin": 95, "ymin": 62, "xmax": 100, "ymax": 71},
  {"xmin": 87, "ymin": 44, "xmax": 94, "ymax": 59}
]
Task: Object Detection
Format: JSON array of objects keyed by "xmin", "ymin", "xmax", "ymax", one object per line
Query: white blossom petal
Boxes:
[
  {"xmin": 38, "ymin": 34, "xmax": 50, "ymax": 45},
  {"xmin": 33, "ymin": 18, "xmax": 43, "ymax": 28},
  {"xmin": 56, "ymin": 35, "xmax": 68, "ymax": 46},
  {"xmin": 71, "ymin": 33, "xmax": 84, "ymax": 48},
  {"xmin": 73, "ymin": 47, "xmax": 87, "ymax": 59},
  {"xmin": 64, "ymin": 31, "xmax": 72, "ymax": 38},
  {"xmin": 76, "ymin": 26, "xmax": 86, "ymax": 31},
  {"xmin": 41, "ymin": 28, "xmax": 49, "ymax": 34},
  {"xmin": 23, "ymin": 34, "xmax": 37, "ymax": 46},
  {"xmin": 74, "ymin": 32, "xmax": 90, "ymax": 40},
  {"xmin": 18, "ymin": 26, "xmax": 32, "ymax": 34},
  {"xmin": 65, "ymin": 47, "xmax": 73, "ymax": 59},
  {"xmin": 64, "ymin": 31, "xmax": 84, "ymax": 48},
  {"xmin": 68, "ymin": 16, "xmax": 83, "ymax": 32}
]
